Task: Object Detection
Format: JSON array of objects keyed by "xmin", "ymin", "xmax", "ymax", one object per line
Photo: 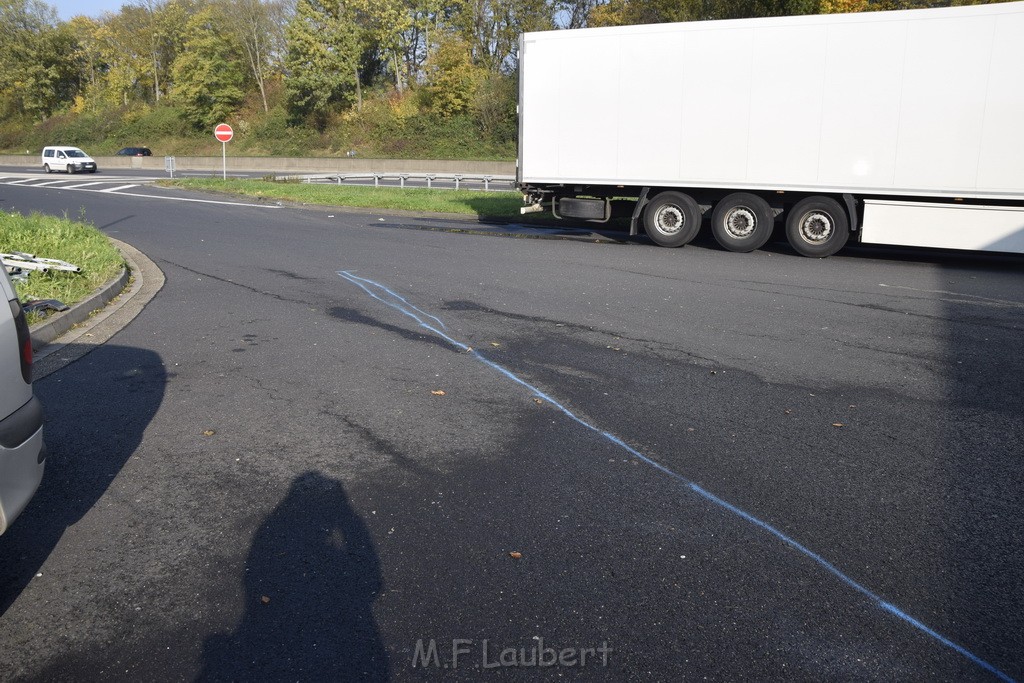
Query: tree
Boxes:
[
  {"xmin": 422, "ymin": 32, "xmax": 480, "ymax": 116},
  {"xmin": 283, "ymin": 0, "xmax": 360, "ymax": 129},
  {"xmin": 0, "ymin": 1, "xmax": 84, "ymax": 119},
  {"xmin": 589, "ymin": 0, "xmax": 823, "ymax": 25},
  {"xmin": 222, "ymin": 0, "xmax": 290, "ymax": 113},
  {"xmin": 66, "ymin": 16, "xmax": 105, "ymax": 106},
  {"xmin": 171, "ymin": 4, "xmax": 247, "ymax": 127},
  {"xmin": 97, "ymin": 6, "xmax": 161, "ymax": 105},
  {"xmin": 119, "ymin": 0, "xmax": 170, "ymax": 102},
  {"xmin": 553, "ymin": 0, "xmax": 602, "ymax": 29},
  {"xmin": 453, "ymin": 0, "xmax": 553, "ymax": 73}
]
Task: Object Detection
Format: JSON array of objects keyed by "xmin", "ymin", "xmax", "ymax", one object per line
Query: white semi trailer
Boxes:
[{"xmin": 517, "ymin": 2, "xmax": 1024, "ymax": 257}]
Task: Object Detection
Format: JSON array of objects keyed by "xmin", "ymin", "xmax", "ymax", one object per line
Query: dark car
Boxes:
[{"xmin": 115, "ymin": 147, "xmax": 152, "ymax": 157}]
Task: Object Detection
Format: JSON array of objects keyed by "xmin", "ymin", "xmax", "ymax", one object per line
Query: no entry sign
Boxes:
[{"xmin": 214, "ymin": 123, "xmax": 233, "ymax": 142}]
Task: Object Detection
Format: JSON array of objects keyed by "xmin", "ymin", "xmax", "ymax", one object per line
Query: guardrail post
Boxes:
[
  {"xmin": 454, "ymin": 174, "xmax": 462, "ymax": 190},
  {"xmin": 483, "ymin": 175, "xmax": 492, "ymax": 191},
  {"xmin": 400, "ymin": 174, "xmax": 409, "ymax": 189},
  {"xmin": 374, "ymin": 174, "xmax": 381, "ymax": 187},
  {"xmin": 426, "ymin": 174, "xmax": 435, "ymax": 188}
]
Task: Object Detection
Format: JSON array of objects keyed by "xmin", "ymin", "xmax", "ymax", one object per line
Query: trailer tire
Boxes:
[
  {"xmin": 786, "ymin": 197, "xmax": 849, "ymax": 257},
  {"xmin": 710, "ymin": 193, "xmax": 774, "ymax": 252},
  {"xmin": 643, "ymin": 191, "xmax": 701, "ymax": 247}
]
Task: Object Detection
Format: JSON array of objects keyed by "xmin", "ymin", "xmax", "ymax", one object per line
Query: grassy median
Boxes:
[
  {"xmin": 1, "ymin": 211, "xmax": 125, "ymax": 323},
  {"xmin": 160, "ymin": 178, "xmax": 526, "ymax": 218}
]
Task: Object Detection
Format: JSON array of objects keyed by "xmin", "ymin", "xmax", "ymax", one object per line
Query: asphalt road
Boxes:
[{"xmin": 0, "ymin": 180, "xmax": 1021, "ymax": 682}]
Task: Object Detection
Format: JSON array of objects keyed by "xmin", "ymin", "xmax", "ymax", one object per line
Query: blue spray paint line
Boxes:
[
  {"xmin": 340, "ymin": 271, "xmax": 448, "ymax": 330},
  {"xmin": 337, "ymin": 270, "xmax": 1015, "ymax": 683}
]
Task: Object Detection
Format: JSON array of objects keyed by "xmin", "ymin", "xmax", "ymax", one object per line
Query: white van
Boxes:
[{"xmin": 42, "ymin": 146, "xmax": 97, "ymax": 174}]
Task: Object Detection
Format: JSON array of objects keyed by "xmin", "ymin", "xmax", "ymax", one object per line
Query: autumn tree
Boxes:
[
  {"xmin": 97, "ymin": 6, "xmax": 162, "ymax": 105},
  {"xmin": 0, "ymin": 0, "xmax": 84, "ymax": 119},
  {"xmin": 589, "ymin": 0, "xmax": 822, "ymax": 25},
  {"xmin": 422, "ymin": 32, "xmax": 480, "ymax": 116},
  {"xmin": 284, "ymin": 0, "xmax": 360, "ymax": 129},
  {"xmin": 65, "ymin": 16, "xmax": 106, "ymax": 109},
  {"xmin": 171, "ymin": 4, "xmax": 247, "ymax": 127}
]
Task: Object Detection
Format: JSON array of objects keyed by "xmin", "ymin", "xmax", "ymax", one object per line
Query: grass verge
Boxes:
[
  {"xmin": 159, "ymin": 178, "xmax": 527, "ymax": 218},
  {"xmin": 0, "ymin": 211, "xmax": 125, "ymax": 324}
]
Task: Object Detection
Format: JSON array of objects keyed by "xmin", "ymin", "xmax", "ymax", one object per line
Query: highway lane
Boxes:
[{"xmin": 0, "ymin": 181, "xmax": 1021, "ymax": 681}]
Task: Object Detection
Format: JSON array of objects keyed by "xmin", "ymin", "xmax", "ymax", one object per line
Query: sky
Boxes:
[{"xmin": 49, "ymin": 1, "xmax": 127, "ymax": 22}]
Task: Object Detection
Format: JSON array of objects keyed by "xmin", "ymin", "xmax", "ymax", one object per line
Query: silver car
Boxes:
[{"xmin": 0, "ymin": 267, "xmax": 45, "ymax": 535}]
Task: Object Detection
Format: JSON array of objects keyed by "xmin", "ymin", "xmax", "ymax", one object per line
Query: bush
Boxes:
[{"xmin": 118, "ymin": 105, "xmax": 192, "ymax": 143}]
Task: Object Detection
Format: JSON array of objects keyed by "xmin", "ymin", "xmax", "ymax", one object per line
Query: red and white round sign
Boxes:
[{"xmin": 214, "ymin": 123, "xmax": 233, "ymax": 142}]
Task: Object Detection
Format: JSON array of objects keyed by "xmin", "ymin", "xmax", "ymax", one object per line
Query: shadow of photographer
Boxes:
[{"xmin": 199, "ymin": 471, "xmax": 389, "ymax": 681}]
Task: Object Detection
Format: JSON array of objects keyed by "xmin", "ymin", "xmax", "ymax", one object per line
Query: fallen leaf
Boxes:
[
  {"xmin": 431, "ymin": 390, "xmax": 446, "ymax": 396},
  {"xmin": 261, "ymin": 596, "xmax": 271, "ymax": 604},
  {"xmin": 533, "ymin": 398, "xmax": 543, "ymax": 405},
  {"xmin": 202, "ymin": 429, "xmax": 216, "ymax": 437},
  {"xmin": 832, "ymin": 422, "xmax": 845, "ymax": 428},
  {"xmin": 784, "ymin": 409, "xmax": 792, "ymax": 415},
  {"xmin": 490, "ymin": 342, "xmax": 501, "ymax": 347},
  {"xmin": 509, "ymin": 551, "xmax": 522, "ymax": 559}
]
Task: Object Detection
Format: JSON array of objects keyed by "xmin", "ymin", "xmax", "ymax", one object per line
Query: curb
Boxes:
[{"xmin": 29, "ymin": 246, "xmax": 135, "ymax": 351}]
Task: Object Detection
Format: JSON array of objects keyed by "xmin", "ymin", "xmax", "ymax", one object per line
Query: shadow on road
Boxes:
[
  {"xmin": 199, "ymin": 471, "xmax": 389, "ymax": 681},
  {"xmin": 0, "ymin": 342, "xmax": 166, "ymax": 615}
]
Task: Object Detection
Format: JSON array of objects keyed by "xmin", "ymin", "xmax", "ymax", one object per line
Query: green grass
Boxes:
[
  {"xmin": 159, "ymin": 178, "xmax": 526, "ymax": 218},
  {"xmin": 0, "ymin": 211, "xmax": 125, "ymax": 324}
]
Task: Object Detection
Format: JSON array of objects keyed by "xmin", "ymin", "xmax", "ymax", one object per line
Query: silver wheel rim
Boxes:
[
  {"xmin": 724, "ymin": 207, "xmax": 756, "ymax": 239},
  {"xmin": 799, "ymin": 211, "xmax": 833, "ymax": 243},
  {"xmin": 654, "ymin": 205, "xmax": 684, "ymax": 235}
]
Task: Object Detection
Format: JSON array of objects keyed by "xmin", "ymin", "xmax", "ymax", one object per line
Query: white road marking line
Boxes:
[
  {"xmin": 105, "ymin": 190, "xmax": 279, "ymax": 208},
  {"xmin": 100, "ymin": 184, "xmax": 139, "ymax": 192},
  {"xmin": 4, "ymin": 175, "xmax": 279, "ymax": 208}
]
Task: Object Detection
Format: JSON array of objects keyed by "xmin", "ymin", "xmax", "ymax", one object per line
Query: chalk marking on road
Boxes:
[
  {"xmin": 337, "ymin": 269, "xmax": 1016, "ymax": 683},
  {"xmin": 339, "ymin": 271, "xmax": 448, "ymax": 330}
]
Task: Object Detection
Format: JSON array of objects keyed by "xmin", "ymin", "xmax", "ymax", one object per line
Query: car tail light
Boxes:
[{"xmin": 10, "ymin": 299, "xmax": 32, "ymax": 383}]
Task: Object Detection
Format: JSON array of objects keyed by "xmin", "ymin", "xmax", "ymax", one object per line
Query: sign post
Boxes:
[{"xmin": 214, "ymin": 123, "xmax": 233, "ymax": 179}]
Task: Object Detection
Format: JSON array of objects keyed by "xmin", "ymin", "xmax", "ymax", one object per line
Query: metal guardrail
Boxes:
[{"xmin": 278, "ymin": 172, "xmax": 517, "ymax": 191}]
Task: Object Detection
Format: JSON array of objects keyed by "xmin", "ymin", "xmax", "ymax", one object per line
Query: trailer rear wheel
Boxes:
[
  {"xmin": 710, "ymin": 193, "xmax": 774, "ymax": 252},
  {"xmin": 786, "ymin": 197, "xmax": 849, "ymax": 257},
  {"xmin": 643, "ymin": 191, "xmax": 701, "ymax": 247}
]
